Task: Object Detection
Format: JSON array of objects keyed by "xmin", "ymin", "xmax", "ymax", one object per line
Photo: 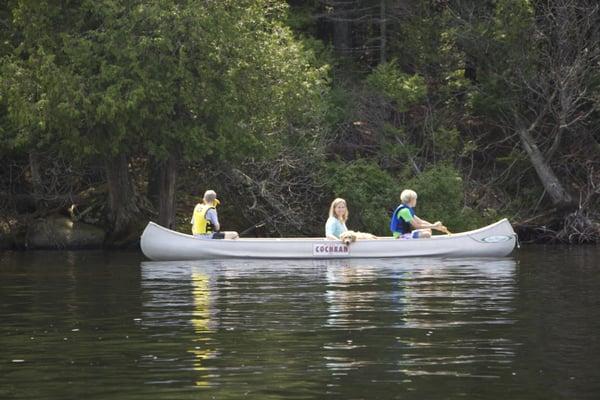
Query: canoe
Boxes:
[{"xmin": 140, "ymin": 218, "xmax": 517, "ymax": 261}]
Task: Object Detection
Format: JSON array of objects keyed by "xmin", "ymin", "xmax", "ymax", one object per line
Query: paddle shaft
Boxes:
[{"xmin": 239, "ymin": 222, "xmax": 266, "ymax": 237}]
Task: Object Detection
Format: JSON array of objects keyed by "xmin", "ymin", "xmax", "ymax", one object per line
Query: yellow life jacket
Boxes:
[{"xmin": 191, "ymin": 204, "xmax": 216, "ymax": 235}]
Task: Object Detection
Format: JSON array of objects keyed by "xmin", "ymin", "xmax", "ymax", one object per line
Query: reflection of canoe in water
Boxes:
[{"xmin": 141, "ymin": 218, "xmax": 517, "ymax": 261}]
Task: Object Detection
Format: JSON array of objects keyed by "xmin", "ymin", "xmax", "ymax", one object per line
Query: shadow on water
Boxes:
[{"xmin": 1, "ymin": 247, "xmax": 600, "ymax": 399}]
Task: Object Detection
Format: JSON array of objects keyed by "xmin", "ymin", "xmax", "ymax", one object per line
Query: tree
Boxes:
[
  {"xmin": 466, "ymin": 0, "xmax": 599, "ymax": 209},
  {"xmin": 3, "ymin": 0, "xmax": 328, "ymax": 239}
]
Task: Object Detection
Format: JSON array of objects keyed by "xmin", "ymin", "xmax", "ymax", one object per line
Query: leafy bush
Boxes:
[
  {"xmin": 366, "ymin": 60, "xmax": 427, "ymax": 112},
  {"xmin": 322, "ymin": 159, "xmax": 397, "ymax": 235}
]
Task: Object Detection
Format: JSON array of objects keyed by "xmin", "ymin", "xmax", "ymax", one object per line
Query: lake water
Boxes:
[{"xmin": 1, "ymin": 247, "xmax": 600, "ymax": 399}]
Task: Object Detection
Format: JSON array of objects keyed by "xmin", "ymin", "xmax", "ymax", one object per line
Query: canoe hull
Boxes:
[{"xmin": 141, "ymin": 219, "xmax": 517, "ymax": 261}]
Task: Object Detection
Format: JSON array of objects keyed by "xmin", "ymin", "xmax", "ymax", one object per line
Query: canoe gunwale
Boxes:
[{"xmin": 143, "ymin": 218, "xmax": 513, "ymax": 242}]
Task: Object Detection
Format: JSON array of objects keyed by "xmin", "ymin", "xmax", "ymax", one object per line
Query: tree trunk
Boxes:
[
  {"xmin": 147, "ymin": 155, "xmax": 161, "ymax": 209},
  {"xmin": 380, "ymin": 0, "xmax": 387, "ymax": 64},
  {"xmin": 332, "ymin": 2, "xmax": 351, "ymax": 54},
  {"xmin": 104, "ymin": 154, "xmax": 140, "ymax": 240},
  {"xmin": 158, "ymin": 154, "xmax": 177, "ymax": 229},
  {"xmin": 147, "ymin": 153, "xmax": 178, "ymax": 229},
  {"xmin": 517, "ymin": 127, "xmax": 575, "ymax": 209},
  {"xmin": 29, "ymin": 150, "xmax": 43, "ymax": 205},
  {"xmin": 464, "ymin": 56, "xmax": 477, "ymax": 82}
]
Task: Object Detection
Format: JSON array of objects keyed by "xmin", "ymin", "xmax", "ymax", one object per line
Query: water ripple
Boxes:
[{"xmin": 1, "ymin": 250, "xmax": 600, "ymax": 399}]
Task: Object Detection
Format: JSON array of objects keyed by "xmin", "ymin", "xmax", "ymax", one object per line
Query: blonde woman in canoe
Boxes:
[{"xmin": 325, "ymin": 198, "xmax": 349, "ymax": 240}]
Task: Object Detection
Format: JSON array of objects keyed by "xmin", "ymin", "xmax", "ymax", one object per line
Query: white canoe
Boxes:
[{"xmin": 140, "ymin": 218, "xmax": 517, "ymax": 261}]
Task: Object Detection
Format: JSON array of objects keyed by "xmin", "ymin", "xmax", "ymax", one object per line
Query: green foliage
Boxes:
[
  {"xmin": 403, "ymin": 165, "xmax": 485, "ymax": 232},
  {"xmin": 322, "ymin": 159, "xmax": 397, "ymax": 235},
  {"xmin": 433, "ymin": 127, "xmax": 460, "ymax": 158},
  {"xmin": 1, "ymin": 0, "xmax": 597, "ymax": 242},
  {"xmin": 0, "ymin": 0, "xmax": 331, "ymax": 237},
  {"xmin": 366, "ymin": 61, "xmax": 427, "ymax": 112},
  {"xmin": 469, "ymin": 0, "xmax": 537, "ymax": 120},
  {"xmin": 391, "ymin": 2, "xmax": 460, "ymax": 77},
  {"xmin": 323, "ymin": 86, "xmax": 353, "ymax": 128},
  {"xmin": 493, "ymin": 0, "xmax": 534, "ymax": 44},
  {"xmin": 378, "ymin": 123, "xmax": 418, "ymax": 173},
  {"xmin": 2, "ymin": 0, "xmax": 329, "ymax": 163}
]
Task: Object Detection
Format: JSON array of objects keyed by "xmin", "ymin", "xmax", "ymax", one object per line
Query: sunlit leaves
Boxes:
[{"xmin": 366, "ymin": 60, "xmax": 426, "ymax": 112}]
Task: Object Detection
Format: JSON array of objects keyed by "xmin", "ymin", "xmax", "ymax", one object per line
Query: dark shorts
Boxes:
[{"xmin": 193, "ymin": 232, "xmax": 225, "ymax": 239}]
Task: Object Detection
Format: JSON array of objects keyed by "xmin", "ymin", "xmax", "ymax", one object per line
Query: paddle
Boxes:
[
  {"xmin": 239, "ymin": 222, "xmax": 267, "ymax": 237},
  {"xmin": 237, "ymin": 210, "xmax": 287, "ymax": 237}
]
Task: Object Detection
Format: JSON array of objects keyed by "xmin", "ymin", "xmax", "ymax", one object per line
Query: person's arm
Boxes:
[
  {"xmin": 398, "ymin": 208, "xmax": 424, "ymax": 229},
  {"xmin": 207, "ymin": 209, "xmax": 220, "ymax": 231},
  {"xmin": 412, "ymin": 215, "xmax": 443, "ymax": 230},
  {"xmin": 325, "ymin": 218, "xmax": 338, "ymax": 240}
]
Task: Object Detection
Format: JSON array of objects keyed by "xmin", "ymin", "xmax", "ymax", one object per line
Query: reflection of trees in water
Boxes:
[
  {"xmin": 141, "ymin": 262, "xmax": 333, "ymax": 395},
  {"xmin": 199, "ymin": 262, "xmax": 331, "ymax": 397},
  {"xmin": 393, "ymin": 260, "xmax": 519, "ymax": 381},
  {"xmin": 3, "ymin": 251, "xmax": 143, "ymax": 330},
  {"xmin": 321, "ymin": 260, "xmax": 520, "ymax": 391},
  {"xmin": 512, "ymin": 249, "xmax": 600, "ymax": 399},
  {"xmin": 138, "ymin": 259, "xmax": 529, "ymax": 396},
  {"xmin": 323, "ymin": 262, "xmax": 411, "ymax": 386},
  {"xmin": 325, "ymin": 265, "xmax": 380, "ymax": 329},
  {"xmin": 400, "ymin": 261, "xmax": 517, "ymax": 330},
  {"xmin": 0, "ymin": 252, "xmax": 144, "ymax": 398}
]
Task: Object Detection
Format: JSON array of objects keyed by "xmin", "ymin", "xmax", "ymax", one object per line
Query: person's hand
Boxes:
[
  {"xmin": 432, "ymin": 221, "xmax": 442, "ymax": 227},
  {"xmin": 437, "ymin": 224, "xmax": 451, "ymax": 234}
]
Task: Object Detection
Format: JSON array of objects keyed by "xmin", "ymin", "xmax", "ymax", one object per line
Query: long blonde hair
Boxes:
[{"xmin": 328, "ymin": 198, "xmax": 348, "ymax": 223}]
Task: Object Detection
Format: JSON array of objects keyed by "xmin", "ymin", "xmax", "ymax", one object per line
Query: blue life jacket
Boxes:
[{"xmin": 390, "ymin": 204, "xmax": 415, "ymax": 235}]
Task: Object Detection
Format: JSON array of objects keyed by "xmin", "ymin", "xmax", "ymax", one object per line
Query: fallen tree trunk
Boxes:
[{"xmin": 517, "ymin": 127, "xmax": 575, "ymax": 210}]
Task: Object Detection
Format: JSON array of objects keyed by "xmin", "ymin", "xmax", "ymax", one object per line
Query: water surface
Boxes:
[{"xmin": 1, "ymin": 247, "xmax": 600, "ymax": 399}]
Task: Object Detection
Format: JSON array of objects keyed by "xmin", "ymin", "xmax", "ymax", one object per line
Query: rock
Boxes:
[{"xmin": 26, "ymin": 216, "xmax": 106, "ymax": 249}]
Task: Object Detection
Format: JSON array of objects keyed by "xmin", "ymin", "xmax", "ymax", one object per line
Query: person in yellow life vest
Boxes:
[{"xmin": 191, "ymin": 190, "xmax": 239, "ymax": 239}]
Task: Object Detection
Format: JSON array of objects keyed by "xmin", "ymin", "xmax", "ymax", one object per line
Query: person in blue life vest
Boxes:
[
  {"xmin": 390, "ymin": 189, "xmax": 447, "ymax": 239},
  {"xmin": 191, "ymin": 190, "xmax": 239, "ymax": 239},
  {"xmin": 325, "ymin": 198, "xmax": 349, "ymax": 240}
]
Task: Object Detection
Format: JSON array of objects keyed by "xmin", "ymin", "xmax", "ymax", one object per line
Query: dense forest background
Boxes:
[{"xmin": 1, "ymin": 0, "xmax": 599, "ymax": 248}]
